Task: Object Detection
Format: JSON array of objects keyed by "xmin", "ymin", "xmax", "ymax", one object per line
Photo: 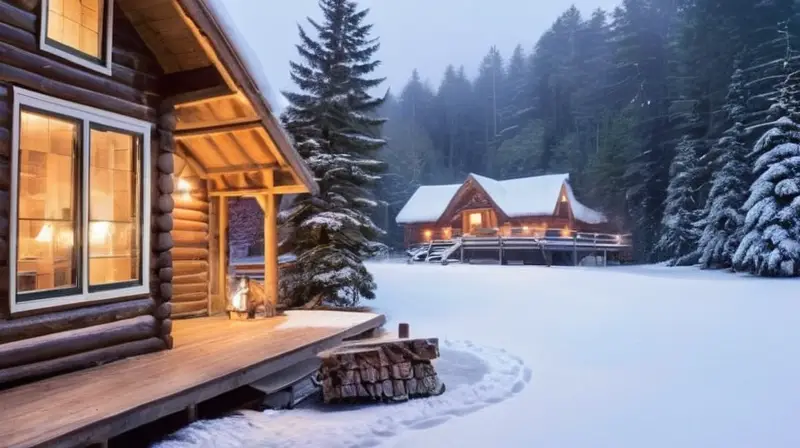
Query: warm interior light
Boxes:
[
  {"xmin": 561, "ymin": 226, "xmax": 571, "ymax": 237},
  {"xmin": 469, "ymin": 212, "xmax": 482, "ymax": 226},
  {"xmin": 443, "ymin": 227, "xmax": 451, "ymax": 238},
  {"xmin": 522, "ymin": 225, "xmax": 529, "ymax": 234},
  {"xmin": 35, "ymin": 223, "xmax": 54, "ymax": 243},
  {"xmin": 90, "ymin": 221, "xmax": 111, "ymax": 245},
  {"xmin": 561, "ymin": 194, "xmax": 568, "ymax": 203},
  {"xmin": 57, "ymin": 228, "xmax": 74, "ymax": 248},
  {"xmin": 177, "ymin": 178, "xmax": 192, "ymax": 201},
  {"xmin": 423, "ymin": 229, "xmax": 433, "ymax": 240}
]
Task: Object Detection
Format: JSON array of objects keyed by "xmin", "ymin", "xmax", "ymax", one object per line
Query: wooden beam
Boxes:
[
  {"xmin": 218, "ymin": 197, "xmax": 228, "ymax": 312},
  {"xmin": 272, "ymin": 184, "xmax": 310, "ymax": 195},
  {"xmin": 175, "ymin": 142, "xmax": 208, "ymax": 178},
  {"xmin": 161, "ymin": 66, "xmax": 230, "ymax": 108},
  {"xmin": 173, "ymin": 120, "xmax": 262, "ymax": 139},
  {"xmin": 209, "ymin": 188, "xmax": 271, "ymax": 197},
  {"xmin": 174, "ymin": 92, "xmax": 239, "ymax": 109},
  {"xmin": 263, "ymin": 193, "xmax": 278, "ymax": 308}
]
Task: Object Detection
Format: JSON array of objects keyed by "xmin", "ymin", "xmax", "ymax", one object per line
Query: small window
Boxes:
[
  {"xmin": 40, "ymin": 0, "xmax": 113, "ymax": 74},
  {"xmin": 11, "ymin": 88, "xmax": 151, "ymax": 313}
]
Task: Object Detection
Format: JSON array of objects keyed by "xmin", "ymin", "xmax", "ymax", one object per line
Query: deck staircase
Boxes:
[{"xmin": 408, "ymin": 239, "xmax": 461, "ymax": 264}]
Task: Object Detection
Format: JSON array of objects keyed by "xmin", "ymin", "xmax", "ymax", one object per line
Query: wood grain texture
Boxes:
[
  {"xmin": 0, "ymin": 316, "xmax": 158, "ymax": 370},
  {"xmin": 0, "ymin": 298, "xmax": 156, "ymax": 344},
  {"xmin": 0, "ymin": 312, "xmax": 385, "ymax": 448}
]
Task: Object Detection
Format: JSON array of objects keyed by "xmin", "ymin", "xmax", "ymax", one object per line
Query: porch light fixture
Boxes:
[
  {"xmin": 560, "ymin": 226, "xmax": 572, "ymax": 237},
  {"xmin": 423, "ymin": 229, "xmax": 433, "ymax": 240},
  {"xmin": 176, "ymin": 178, "xmax": 192, "ymax": 201}
]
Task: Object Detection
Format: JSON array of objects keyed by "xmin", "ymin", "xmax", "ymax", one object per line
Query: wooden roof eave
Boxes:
[
  {"xmin": 176, "ymin": 0, "xmax": 319, "ymax": 196},
  {"xmin": 436, "ymin": 175, "xmax": 509, "ymax": 226}
]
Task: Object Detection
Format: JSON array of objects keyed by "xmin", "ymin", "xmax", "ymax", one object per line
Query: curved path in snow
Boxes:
[{"xmin": 155, "ymin": 340, "xmax": 531, "ymax": 448}]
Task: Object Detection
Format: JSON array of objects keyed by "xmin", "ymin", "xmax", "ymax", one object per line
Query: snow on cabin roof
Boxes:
[
  {"xmin": 395, "ymin": 184, "xmax": 462, "ymax": 224},
  {"xmin": 395, "ymin": 173, "xmax": 607, "ymax": 225}
]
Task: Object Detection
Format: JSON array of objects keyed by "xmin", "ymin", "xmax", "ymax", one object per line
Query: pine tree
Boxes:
[
  {"xmin": 654, "ymin": 136, "xmax": 701, "ymax": 265},
  {"xmin": 696, "ymin": 67, "xmax": 751, "ymax": 269},
  {"xmin": 733, "ymin": 69, "xmax": 800, "ymax": 277},
  {"xmin": 280, "ymin": 0, "xmax": 387, "ymax": 307}
]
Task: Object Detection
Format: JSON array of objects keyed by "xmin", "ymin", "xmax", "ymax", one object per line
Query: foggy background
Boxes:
[{"xmin": 224, "ymin": 0, "xmax": 619, "ymax": 94}]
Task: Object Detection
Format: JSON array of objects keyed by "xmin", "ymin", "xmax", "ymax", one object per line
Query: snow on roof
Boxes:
[
  {"xmin": 395, "ymin": 173, "xmax": 607, "ymax": 225},
  {"xmin": 202, "ymin": 0, "xmax": 287, "ymax": 116},
  {"xmin": 396, "ymin": 184, "xmax": 462, "ymax": 224}
]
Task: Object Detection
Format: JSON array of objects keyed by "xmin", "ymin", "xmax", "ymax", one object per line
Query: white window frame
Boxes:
[
  {"xmin": 10, "ymin": 87, "xmax": 152, "ymax": 314},
  {"xmin": 39, "ymin": 0, "xmax": 115, "ymax": 76}
]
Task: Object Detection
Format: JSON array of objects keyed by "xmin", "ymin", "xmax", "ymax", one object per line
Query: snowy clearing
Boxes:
[{"xmin": 158, "ymin": 263, "xmax": 800, "ymax": 448}]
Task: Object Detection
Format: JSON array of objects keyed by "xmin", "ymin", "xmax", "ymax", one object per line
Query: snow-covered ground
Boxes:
[{"xmin": 158, "ymin": 263, "xmax": 800, "ymax": 448}]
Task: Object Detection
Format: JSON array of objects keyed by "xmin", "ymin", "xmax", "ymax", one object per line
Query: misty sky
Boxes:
[{"xmin": 224, "ymin": 0, "xmax": 619, "ymax": 96}]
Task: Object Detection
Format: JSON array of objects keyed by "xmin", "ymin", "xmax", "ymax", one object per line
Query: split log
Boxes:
[
  {"xmin": 157, "ymin": 195, "xmax": 175, "ymax": 214},
  {"xmin": 174, "ymin": 198, "xmax": 209, "ymax": 213},
  {"xmin": 173, "ymin": 230, "xmax": 208, "ymax": 246},
  {"xmin": 154, "ymin": 302, "xmax": 172, "ymax": 320},
  {"xmin": 154, "ymin": 213, "xmax": 174, "ymax": 232},
  {"xmin": 172, "ymin": 208, "xmax": 208, "ymax": 223},
  {"xmin": 172, "ymin": 247, "xmax": 209, "ymax": 261},
  {"xmin": 0, "ymin": 298, "xmax": 156, "ymax": 344},
  {"xmin": 172, "ymin": 292, "xmax": 207, "ymax": 303},
  {"xmin": 173, "ymin": 282, "xmax": 207, "ymax": 296},
  {"xmin": 159, "ymin": 267, "xmax": 174, "ymax": 283},
  {"xmin": 153, "ymin": 232, "xmax": 174, "ymax": 252},
  {"xmin": 0, "ymin": 337, "xmax": 166, "ymax": 386},
  {"xmin": 158, "ymin": 174, "xmax": 174, "ymax": 194},
  {"xmin": 155, "ymin": 251, "xmax": 173, "ymax": 269},
  {"xmin": 172, "ymin": 272, "xmax": 207, "ymax": 285},
  {"xmin": 157, "ymin": 153, "xmax": 174, "ymax": 174},
  {"xmin": 0, "ymin": 315, "xmax": 158, "ymax": 369},
  {"xmin": 318, "ymin": 337, "xmax": 444, "ymax": 404}
]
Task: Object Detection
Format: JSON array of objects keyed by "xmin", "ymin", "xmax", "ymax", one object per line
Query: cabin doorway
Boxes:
[{"xmin": 461, "ymin": 209, "xmax": 497, "ymax": 235}]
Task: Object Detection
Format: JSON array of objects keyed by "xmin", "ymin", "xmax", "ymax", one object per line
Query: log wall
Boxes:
[
  {"xmin": 170, "ymin": 174, "xmax": 210, "ymax": 319},
  {"xmin": 0, "ymin": 1, "xmax": 170, "ymax": 387}
]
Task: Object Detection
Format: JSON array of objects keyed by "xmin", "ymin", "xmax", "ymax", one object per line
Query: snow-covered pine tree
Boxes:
[
  {"xmin": 654, "ymin": 136, "xmax": 701, "ymax": 265},
  {"xmin": 696, "ymin": 67, "xmax": 751, "ymax": 269},
  {"xmin": 732, "ymin": 68, "xmax": 800, "ymax": 277},
  {"xmin": 279, "ymin": 0, "xmax": 387, "ymax": 307}
]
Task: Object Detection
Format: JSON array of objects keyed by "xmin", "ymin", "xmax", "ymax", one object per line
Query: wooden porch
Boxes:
[{"xmin": 0, "ymin": 310, "xmax": 385, "ymax": 448}]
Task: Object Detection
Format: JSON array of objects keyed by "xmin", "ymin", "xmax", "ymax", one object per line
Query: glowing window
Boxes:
[
  {"xmin": 469, "ymin": 212, "xmax": 483, "ymax": 227},
  {"xmin": 41, "ymin": 0, "xmax": 112, "ymax": 74}
]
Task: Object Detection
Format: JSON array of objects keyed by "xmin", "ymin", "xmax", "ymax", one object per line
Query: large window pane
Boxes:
[
  {"xmin": 17, "ymin": 110, "xmax": 80, "ymax": 294},
  {"xmin": 89, "ymin": 127, "xmax": 141, "ymax": 287},
  {"xmin": 47, "ymin": 0, "xmax": 104, "ymax": 59}
]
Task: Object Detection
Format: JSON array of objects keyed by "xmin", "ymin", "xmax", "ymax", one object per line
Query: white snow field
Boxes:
[{"xmin": 157, "ymin": 263, "xmax": 800, "ymax": 448}]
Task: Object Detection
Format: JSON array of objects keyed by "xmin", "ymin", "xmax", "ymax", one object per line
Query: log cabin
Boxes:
[
  {"xmin": 0, "ymin": 0, "xmax": 328, "ymax": 386},
  {"xmin": 396, "ymin": 173, "xmax": 614, "ymax": 247}
]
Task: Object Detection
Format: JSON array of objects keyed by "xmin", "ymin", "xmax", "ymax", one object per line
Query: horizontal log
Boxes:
[
  {"xmin": 159, "ymin": 267, "xmax": 173, "ymax": 283},
  {"xmin": 0, "ymin": 62, "xmax": 154, "ymax": 122},
  {"xmin": 173, "ymin": 208, "xmax": 209, "ymax": 223},
  {"xmin": 153, "ymin": 232, "xmax": 174, "ymax": 252},
  {"xmin": 172, "ymin": 247, "xmax": 209, "ymax": 261},
  {"xmin": 173, "ymin": 272, "xmax": 208, "ymax": 285},
  {"xmin": 160, "ymin": 318, "xmax": 172, "ymax": 337},
  {"xmin": 0, "ymin": 298, "xmax": 156, "ymax": 344},
  {"xmin": 0, "ymin": 315, "xmax": 158, "ymax": 369},
  {"xmin": 158, "ymin": 174, "xmax": 174, "ymax": 194},
  {"xmin": 154, "ymin": 302, "xmax": 172, "ymax": 320},
  {"xmin": 154, "ymin": 250, "xmax": 172, "ymax": 269},
  {"xmin": 172, "ymin": 291, "xmax": 208, "ymax": 304},
  {"xmin": 173, "ymin": 282, "xmax": 208, "ymax": 296},
  {"xmin": 154, "ymin": 213, "xmax": 174, "ymax": 232},
  {"xmin": 174, "ymin": 198, "xmax": 210, "ymax": 213},
  {"xmin": 172, "ymin": 300, "xmax": 208, "ymax": 316},
  {"xmin": 158, "ymin": 153, "xmax": 174, "ymax": 174},
  {"xmin": 174, "ymin": 219, "xmax": 209, "ymax": 233},
  {"xmin": 0, "ymin": 128, "xmax": 8, "ymax": 159},
  {"xmin": 0, "ymin": 337, "xmax": 166, "ymax": 386},
  {"xmin": 6, "ymin": 0, "xmax": 38, "ymax": 12},
  {"xmin": 157, "ymin": 195, "xmax": 175, "ymax": 214},
  {"xmin": 173, "ymin": 230, "xmax": 208, "ymax": 246},
  {"xmin": 0, "ymin": 38, "xmax": 155, "ymax": 107},
  {"xmin": 160, "ymin": 283, "xmax": 173, "ymax": 301},
  {"xmin": 173, "ymin": 260, "xmax": 209, "ymax": 276},
  {"xmin": 0, "ymin": 0, "xmax": 34, "ymax": 32}
]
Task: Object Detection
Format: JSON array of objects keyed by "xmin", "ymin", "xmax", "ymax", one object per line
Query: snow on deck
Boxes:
[{"xmin": 159, "ymin": 263, "xmax": 800, "ymax": 448}]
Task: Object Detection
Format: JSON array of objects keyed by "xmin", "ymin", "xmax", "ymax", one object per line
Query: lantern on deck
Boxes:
[{"xmin": 226, "ymin": 275, "xmax": 276, "ymax": 320}]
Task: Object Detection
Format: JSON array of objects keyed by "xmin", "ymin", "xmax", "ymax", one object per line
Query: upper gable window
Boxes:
[{"xmin": 40, "ymin": 0, "xmax": 113, "ymax": 75}]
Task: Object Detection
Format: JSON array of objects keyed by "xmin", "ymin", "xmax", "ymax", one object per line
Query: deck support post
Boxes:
[
  {"xmin": 186, "ymin": 404, "xmax": 198, "ymax": 423},
  {"xmin": 572, "ymin": 235, "xmax": 578, "ymax": 266},
  {"xmin": 498, "ymin": 237, "xmax": 504, "ymax": 265},
  {"xmin": 460, "ymin": 240, "xmax": 464, "ymax": 264},
  {"xmin": 263, "ymin": 193, "xmax": 279, "ymax": 308},
  {"xmin": 603, "ymin": 250, "xmax": 608, "ymax": 267},
  {"xmin": 218, "ymin": 197, "xmax": 228, "ymax": 303}
]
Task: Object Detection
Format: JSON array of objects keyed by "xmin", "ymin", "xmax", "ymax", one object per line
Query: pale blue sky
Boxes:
[{"xmin": 223, "ymin": 0, "xmax": 619, "ymax": 95}]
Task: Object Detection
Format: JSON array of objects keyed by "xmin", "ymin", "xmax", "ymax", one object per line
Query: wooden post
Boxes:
[
  {"xmin": 187, "ymin": 404, "xmax": 198, "ymax": 423},
  {"xmin": 603, "ymin": 250, "xmax": 608, "ymax": 267},
  {"xmin": 398, "ymin": 323, "xmax": 410, "ymax": 339},
  {"xmin": 218, "ymin": 197, "xmax": 228, "ymax": 304},
  {"xmin": 460, "ymin": 240, "xmax": 465, "ymax": 264},
  {"xmin": 498, "ymin": 237, "xmax": 503, "ymax": 265},
  {"xmin": 263, "ymin": 193, "xmax": 279, "ymax": 308},
  {"xmin": 572, "ymin": 235, "xmax": 578, "ymax": 266}
]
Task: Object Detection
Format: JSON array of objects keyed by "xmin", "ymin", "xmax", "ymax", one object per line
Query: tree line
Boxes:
[{"xmin": 376, "ymin": 0, "xmax": 800, "ymax": 277}]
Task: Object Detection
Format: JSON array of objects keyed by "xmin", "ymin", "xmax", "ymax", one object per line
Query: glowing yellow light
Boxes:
[
  {"xmin": 443, "ymin": 227, "xmax": 451, "ymax": 238},
  {"xmin": 423, "ymin": 230, "xmax": 432, "ymax": 240},
  {"xmin": 560, "ymin": 226, "xmax": 571, "ymax": 237},
  {"xmin": 561, "ymin": 194, "xmax": 568, "ymax": 203},
  {"xmin": 90, "ymin": 221, "xmax": 111, "ymax": 245},
  {"xmin": 177, "ymin": 178, "xmax": 192, "ymax": 201},
  {"xmin": 522, "ymin": 225, "xmax": 529, "ymax": 233},
  {"xmin": 35, "ymin": 223, "xmax": 53, "ymax": 242}
]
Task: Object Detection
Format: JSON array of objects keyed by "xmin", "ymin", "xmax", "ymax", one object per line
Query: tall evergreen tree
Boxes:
[
  {"xmin": 280, "ymin": 0, "xmax": 387, "ymax": 307},
  {"xmin": 733, "ymin": 69, "xmax": 800, "ymax": 277},
  {"xmin": 654, "ymin": 136, "xmax": 701, "ymax": 265},
  {"xmin": 696, "ymin": 66, "xmax": 751, "ymax": 269}
]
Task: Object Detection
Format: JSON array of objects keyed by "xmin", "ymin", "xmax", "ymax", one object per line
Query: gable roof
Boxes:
[{"xmin": 395, "ymin": 173, "xmax": 606, "ymax": 225}]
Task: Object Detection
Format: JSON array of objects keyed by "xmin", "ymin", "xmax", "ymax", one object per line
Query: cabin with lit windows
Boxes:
[
  {"xmin": 0, "ymin": 0, "xmax": 384, "ymax": 446},
  {"xmin": 396, "ymin": 173, "xmax": 612, "ymax": 246}
]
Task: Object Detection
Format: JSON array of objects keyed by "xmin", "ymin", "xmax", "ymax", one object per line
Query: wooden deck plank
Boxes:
[{"xmin": 0, "ymin": 311, "xmax": 385, "ymax": 448}]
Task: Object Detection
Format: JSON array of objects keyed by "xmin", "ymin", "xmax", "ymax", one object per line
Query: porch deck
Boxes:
[{"xmin": 0, "ymin": 310, "xmax": 385, "ymax": 448}]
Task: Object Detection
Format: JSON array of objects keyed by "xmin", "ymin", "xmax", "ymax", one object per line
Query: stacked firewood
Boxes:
[{"xmin": 318, "ymin": 337, "xmax": 445, "ymax": 403}]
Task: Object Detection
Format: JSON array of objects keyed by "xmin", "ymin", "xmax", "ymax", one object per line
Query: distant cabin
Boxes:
[{"xmin": 396, "ymin": 173, "xmax": 612, "ymax": 247}]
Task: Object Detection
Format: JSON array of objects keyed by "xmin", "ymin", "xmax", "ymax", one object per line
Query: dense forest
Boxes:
[{"xmin": 375, "ymin": 0, "xmax": 800, "ymax": 272}]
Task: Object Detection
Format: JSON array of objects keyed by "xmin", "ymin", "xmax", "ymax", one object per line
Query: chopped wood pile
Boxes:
[{"xmin": 318, "ymin": 337, "xmax": 445, "ymax": 403}]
